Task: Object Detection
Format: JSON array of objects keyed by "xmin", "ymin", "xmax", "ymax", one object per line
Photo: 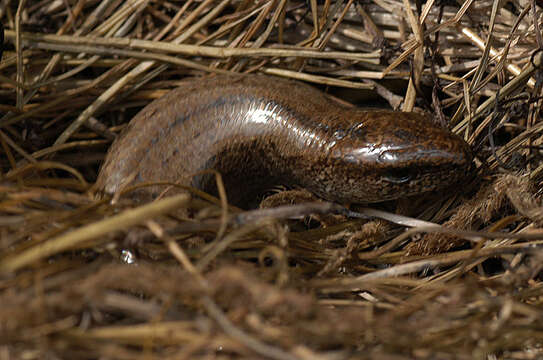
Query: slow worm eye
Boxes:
[{"xmin": 383, "ymin": 168, "xmax": 412, "ymax": 184}]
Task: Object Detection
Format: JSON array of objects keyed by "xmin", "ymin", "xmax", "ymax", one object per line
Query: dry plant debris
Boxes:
[{"xmin": 2, "ymin": 0, "xmax": 543, "ymax": 359}]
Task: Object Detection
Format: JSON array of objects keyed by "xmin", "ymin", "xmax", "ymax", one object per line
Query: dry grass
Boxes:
[{"xmin": 2, "ymin": 0, "xmax": 543, "ymax": 359}]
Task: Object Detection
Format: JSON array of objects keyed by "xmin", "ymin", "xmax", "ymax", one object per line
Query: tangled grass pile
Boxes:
[{"xmin": 1, "ymin": 0, "xmax": 543, "ymax": 359}]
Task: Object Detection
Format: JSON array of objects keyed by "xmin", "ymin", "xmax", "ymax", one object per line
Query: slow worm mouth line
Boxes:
[{"xmin": 96, "ymin": 74, "xmax": 473, "ymax": 206}]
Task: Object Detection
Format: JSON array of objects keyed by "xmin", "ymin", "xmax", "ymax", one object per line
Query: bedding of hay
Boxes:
[{"xmin": 2, "ymin": 0, "xmax": 543, "ymax": 359}]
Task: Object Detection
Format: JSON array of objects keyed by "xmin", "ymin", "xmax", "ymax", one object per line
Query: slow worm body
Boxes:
[{"xmin": 96, "ymin": 75, "xmax": 473, "ymax": 206}]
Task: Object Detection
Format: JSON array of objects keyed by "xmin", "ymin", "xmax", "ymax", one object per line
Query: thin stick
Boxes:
[{"xmin": 0, "ymin": 194, "xmax": 190, "ymax": 273}]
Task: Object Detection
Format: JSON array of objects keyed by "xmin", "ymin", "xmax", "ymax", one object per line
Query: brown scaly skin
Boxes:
[{"xmin": 95, "ymin": 74, "xmax": 473, "ymax": 206}]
